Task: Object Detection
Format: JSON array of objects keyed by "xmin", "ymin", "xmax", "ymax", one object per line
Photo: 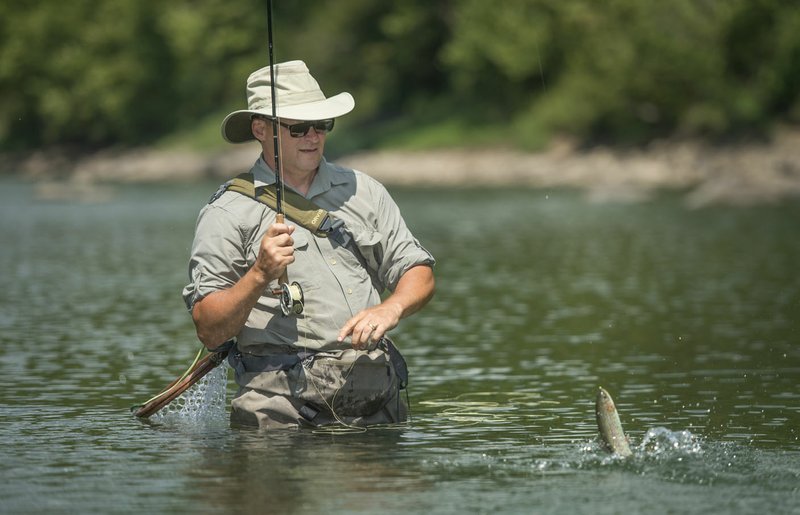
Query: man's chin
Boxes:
[{"xmin": 298, "ymin": 153, "xmax": 322, "ymax": 168}]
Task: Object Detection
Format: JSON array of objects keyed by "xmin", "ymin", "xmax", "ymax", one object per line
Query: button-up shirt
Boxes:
[{"xmin": 182, "ymin": 156, "xmax": 435, "ymax": 353}]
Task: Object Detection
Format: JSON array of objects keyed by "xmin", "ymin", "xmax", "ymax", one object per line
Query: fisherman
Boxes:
[{"xmin": 182, "ymin": 60, "xmax": 435, "ymax": 429}]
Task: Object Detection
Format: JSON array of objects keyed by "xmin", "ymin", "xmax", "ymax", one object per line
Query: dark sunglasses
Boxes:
[{"xmin": 278, "ymin": 119, "xmax": 335, "ymax": 137}]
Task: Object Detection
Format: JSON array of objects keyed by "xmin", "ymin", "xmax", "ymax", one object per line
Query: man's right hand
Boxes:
[
  {"xmin": 192, "ymin": 221, "xmax": 298, "ymax": 350},
  {"xmin": 254, "ymin": 222, "xmax": 296, "ymax": 283}
]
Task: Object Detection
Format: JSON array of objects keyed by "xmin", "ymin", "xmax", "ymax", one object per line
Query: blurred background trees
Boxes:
[{"xmin": 1, "ymin": 0, "xmax": 799, "ymax": 153}]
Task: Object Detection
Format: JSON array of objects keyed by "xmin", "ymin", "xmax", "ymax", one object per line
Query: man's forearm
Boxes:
[
  {"xmin": 191, "ymin": 267, "xmax": 269, "ymax": 349},
  {"xmin": 383, "ymin": 265, "xmax": 435, "ymax": 320}
]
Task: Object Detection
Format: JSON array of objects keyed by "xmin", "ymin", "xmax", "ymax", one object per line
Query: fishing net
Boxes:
[{"xmin": 148, "ymin": 363, "xmax": 229, "ymax": 425}]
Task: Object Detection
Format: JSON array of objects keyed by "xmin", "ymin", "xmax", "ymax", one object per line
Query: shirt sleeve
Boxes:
[
  {"xmin": 181, "ymin": 201, "xmax": 254, "ymax": 310},
  {"xmin": 371, "ymin": 180, "xmax": 435, "ymax": 291}
]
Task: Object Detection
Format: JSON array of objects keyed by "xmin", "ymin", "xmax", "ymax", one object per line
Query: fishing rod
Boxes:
[{"xmin": 266, "ymin": 0, "xmax": 304, "ymax": 317}]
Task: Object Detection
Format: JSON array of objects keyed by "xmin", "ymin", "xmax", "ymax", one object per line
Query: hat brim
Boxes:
[{"xmin": 221, "ymin": 92, "xmax": 355, "ymax": 143}]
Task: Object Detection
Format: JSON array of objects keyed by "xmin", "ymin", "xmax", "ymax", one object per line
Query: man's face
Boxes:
[{"xmin": 253, "ymin": 117, "xmax": 329, "ymax": 176}]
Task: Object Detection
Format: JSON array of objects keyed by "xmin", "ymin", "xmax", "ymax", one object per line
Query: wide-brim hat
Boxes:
[{"xmin": 221, "ymin": 60, "xmax": 355, "ymax": 143}]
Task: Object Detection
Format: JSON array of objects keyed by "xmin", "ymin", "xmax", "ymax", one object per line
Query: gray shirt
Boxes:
[{"xmin": 182, "ymin": 156, "xmax": 435, "ymax": 354}]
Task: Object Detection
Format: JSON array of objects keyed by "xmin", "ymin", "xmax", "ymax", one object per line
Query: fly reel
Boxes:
[{"xmin": 279, "ymin": 281, "xmax": 304, "ymax": 316}]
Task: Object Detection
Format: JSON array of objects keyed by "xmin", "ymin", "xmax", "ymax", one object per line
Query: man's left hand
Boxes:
[
  {"xmin": 337, "ymin": 265, "xmax": 434, "ymax": 350},
  {"xmin": 337, "ymin": 302, "xmax": 403, "ymax": 350}
]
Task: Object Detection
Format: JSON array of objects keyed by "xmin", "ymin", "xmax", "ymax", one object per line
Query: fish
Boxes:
[{"xmin": 595, "ymin": 386, "xmax": 633, "ymax": 457}]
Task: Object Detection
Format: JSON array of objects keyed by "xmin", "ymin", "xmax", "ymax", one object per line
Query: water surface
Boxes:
[{"xmin": 0, "ymin": 177, "xmax": 798, "ymax": 514}]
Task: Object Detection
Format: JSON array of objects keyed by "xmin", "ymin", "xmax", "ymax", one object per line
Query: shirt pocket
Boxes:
[
  {"xmin": 288, "ymin": 231, "xmax": 321, "ymax": 292},
  {"xmin": 337, "ymin": 224, "xmax": 383, "ymax": 272},
  {"xmin": 335, "ymin": 224, "xmax": 385, "ymax": 291}
]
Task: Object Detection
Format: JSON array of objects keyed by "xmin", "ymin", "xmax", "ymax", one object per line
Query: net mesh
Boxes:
[{"xmin": 149, "ymin": 363, "xmax": 229, "ymax": 425}]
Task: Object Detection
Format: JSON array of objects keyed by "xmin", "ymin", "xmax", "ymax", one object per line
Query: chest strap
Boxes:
[{"xmin": 211, "ymin": 172, "xmax": 338, "ymax": 238}]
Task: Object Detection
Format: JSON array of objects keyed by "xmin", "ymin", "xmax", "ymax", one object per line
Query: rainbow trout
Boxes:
[{"xmin": 595, "ymin": 387, "xmax": 633, "ymax": 457}]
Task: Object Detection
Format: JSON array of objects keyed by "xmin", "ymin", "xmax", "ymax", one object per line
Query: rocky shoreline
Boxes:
[{"xmin": 6, "ymin": 128, "xmax": 800, "ymax": 208}]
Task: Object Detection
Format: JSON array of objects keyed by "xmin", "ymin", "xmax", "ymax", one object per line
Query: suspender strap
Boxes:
[{"xmin": 222, "ymin": 172, "xmax": 337, "ymax": 238}]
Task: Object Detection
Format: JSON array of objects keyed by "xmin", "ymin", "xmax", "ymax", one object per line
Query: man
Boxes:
[{"xmin": 182, "ymin": 60, "xmax": 435, "ymax": 429}]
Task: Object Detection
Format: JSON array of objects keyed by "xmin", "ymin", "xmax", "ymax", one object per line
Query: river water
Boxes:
[{"xmin": 0, "ymin": 176, "xmax": 798, "ymax": 514}]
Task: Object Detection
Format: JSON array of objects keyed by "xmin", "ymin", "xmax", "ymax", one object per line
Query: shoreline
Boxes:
[{"xmin": 5, "ymin": 129, "xmax": 800, "ymax": 208}]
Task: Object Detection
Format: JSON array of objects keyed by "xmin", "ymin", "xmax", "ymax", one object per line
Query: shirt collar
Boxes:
[
  {"xmin": 250, "ymin": 155, "xmax": 346, "ymax": 199},
  {"xmin": 251, "ymin": 155, "xmax": 277, "ymax": 187}
]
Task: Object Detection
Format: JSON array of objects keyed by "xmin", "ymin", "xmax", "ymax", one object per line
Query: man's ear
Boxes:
[{"xmin": 251, "ymin": 118, "xmax": 270, "ymax": 142}]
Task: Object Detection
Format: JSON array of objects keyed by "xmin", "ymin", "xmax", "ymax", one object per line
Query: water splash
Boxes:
[
  {"xmin": 575, "ymin": 426, "xmax": 704, "ymax": 468},
  {"xmin": 638, "ymin": 426, "xmax": 704, "ymax": 457}
]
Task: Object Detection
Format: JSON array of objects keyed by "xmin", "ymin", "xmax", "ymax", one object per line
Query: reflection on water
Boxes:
[{"xmin": 0, "ymin": 177, "xmax": 798, "ymax": 513}]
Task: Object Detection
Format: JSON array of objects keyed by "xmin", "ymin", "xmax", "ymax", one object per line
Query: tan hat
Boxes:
[{"xmin": 221, "ymin": 60, "xmax": 355, "ymax": 143}]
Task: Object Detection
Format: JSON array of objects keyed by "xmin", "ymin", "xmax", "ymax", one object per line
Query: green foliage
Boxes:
[
  {"xmin": 2, "ymin": 0, "xmax": 800, "ymax": 151},
  {"xmin": 0, "ymin": 1, "xmax": 177, "ymax": 147}
]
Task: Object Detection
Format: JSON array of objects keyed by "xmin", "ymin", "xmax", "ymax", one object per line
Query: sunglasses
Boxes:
[{"xmin": 278, "ymin": 119, "xmax": 335, "ymax": 137}]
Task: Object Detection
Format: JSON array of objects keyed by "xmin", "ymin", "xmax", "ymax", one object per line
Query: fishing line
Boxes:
[
  {"xmin": 304, "ymin": 356, "xmax": 368, "ymax": 433},
  {"xmin": 264, "ymin": 1, "xmax": 353, "ymax": 430},
  {"xmin": 261, "ymin": 1, "xmax": 388, "ymax": 432},
  {"xmin": 535, "ymin": 42, "xmax": 547, "ymax": 92}
]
